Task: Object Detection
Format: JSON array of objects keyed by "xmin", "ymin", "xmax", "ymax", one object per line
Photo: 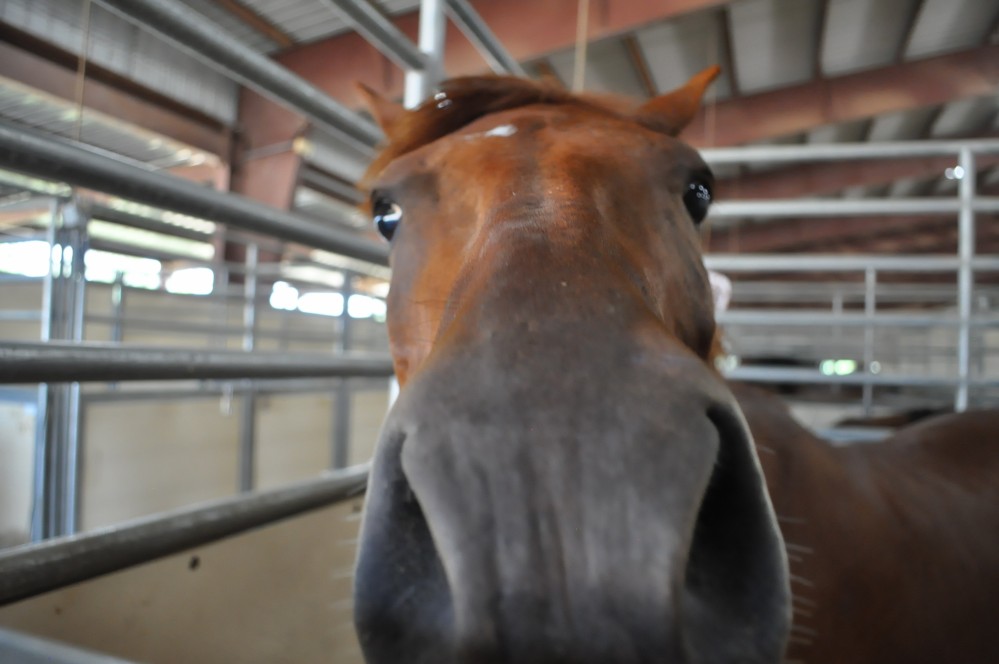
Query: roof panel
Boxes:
[
  {"xmin": 929, "ymin": 96, "xmax": 999, "ymax": 138},
  {"xmin": 635, "ymin": 11, "xmax": 734, "ymax": 100},
  {"xmin": 807, "ymin": 118, "xmax": 870, "ymax": 144},
  {"xmin": 904, "ymin": 0, "xmax": 999, "ymax": 60},
  {"xmin": 728, "ymin": 0, "xmax": 823, "ymax": 93},
  {"xmin": 867, "ymin": 106, "xmax": 941, "ymax": 141},
  {"xmin": 547, "ymin": 37, "xmax": 647, "ymax": 98},
  {"xmin": 821, "ymin": 0, "xmax": 920, "ymax": 76}
]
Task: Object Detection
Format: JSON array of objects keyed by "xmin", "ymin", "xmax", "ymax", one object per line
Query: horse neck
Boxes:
[{"xmin": 728, "ymin": 382, "xmax": 853, "ymax": 518}]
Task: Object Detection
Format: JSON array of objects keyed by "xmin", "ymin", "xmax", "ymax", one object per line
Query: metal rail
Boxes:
[
  {"xmin": 0, "ymin": 464, "xmax": 368, "ymax": 606},
  {"xmin": 0, "ymin": 341, "xmax": 394, "ymax": 384},
  {"xmin": 0, "ymin": 628, "xmax": 135, "ymax": 664},
  {"xmin": 701, "ymin": 139, "xmax": 999, "ymax": 164},
  {"xmin": 710, "ymin": 197, "xmax": 999, "ymax": 219},
  {"xmin": 446, "ymin": 0, "xmax": 527, "ymax": 75},
  {"xmin": 322, "ymin": 0, "xmax": 428, "ymax": 70},
  {"xmin": 705, "ymin": 254, "xmax": 999, "ymax": 272},
  {"xmin": 0, "ymin": 122, "xmax": 390, "ymax": 267},
  {"xmin": 92, "ymin": 0, "xmax": 382, "ymax": 149}
]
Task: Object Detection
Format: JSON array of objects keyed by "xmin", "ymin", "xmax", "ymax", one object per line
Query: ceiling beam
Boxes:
[
  {"xmin": 684, "ymin": 44, "xmax": 999, "ymax": 147},
  {"xmin": 272, "ymin": 0, "xmax": 732, "ymax": 105},
  {"xmin": 708, "ymin": 214, "xmax": 955, "ymax": 253}
]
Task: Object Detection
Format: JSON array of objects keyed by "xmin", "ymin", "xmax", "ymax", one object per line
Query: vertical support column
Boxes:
[
  {"xmin": 862, "ymin": 267, "xmax": 877, "ymax": 416},
  {"xmin": 404, "ymin": 0, "xmax": 447, "ymax": 108},
  {"xmin": 955, "ymin": 148, "xmax": 976, "ymax": 412},
  {"xmin": 239, "ymin": 243, "xmax": 259, "ymax": 492},
  {"xmin": 332, "ymin": 272, "xmax": 355, "ymax": 469},
  {"xmin": 32, "ymin": 200, "xmax": 88, "ymax": 540},
  {"xmin": 110, "ymin": 271, "xmax": 125, "ymax": 343}
]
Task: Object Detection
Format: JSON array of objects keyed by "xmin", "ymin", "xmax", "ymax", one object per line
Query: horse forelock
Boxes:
[{"xmin": 362, "ymin": 75, "xmax": 641, "ymax": 187}]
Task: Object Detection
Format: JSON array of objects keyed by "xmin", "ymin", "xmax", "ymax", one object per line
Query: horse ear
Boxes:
[
  {"xmin": 356, "ymin": 82, "xmax": 406, "ymax": 135},
  {"xmin": 634, "ymin": 66, "xmax": 720, "ymax": 136}
]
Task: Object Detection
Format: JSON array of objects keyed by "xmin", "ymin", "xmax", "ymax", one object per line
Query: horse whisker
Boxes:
[
  {"xmin": 777, "ymin": 515, "xmax": 808, "ymax": 525},
  {"xmin": 792, "ymin": 625, "xmax": 819, "ymax": 637},
  {"xmin": 785, "ymin": 542, "xmax": 814, "ymax": 554},
  {"xmin": 790, "ymin": 574, "xmax": 815, "ymax": 588}
]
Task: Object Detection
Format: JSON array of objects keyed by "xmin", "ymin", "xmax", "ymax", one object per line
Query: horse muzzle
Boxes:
[{"xmin": 354, "ymin": 327, "xmax": 790, "ymax": 664}]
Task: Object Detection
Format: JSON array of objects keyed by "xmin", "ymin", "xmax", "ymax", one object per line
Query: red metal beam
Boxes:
[
  {"xmin": 0, "ymin": 40, "xmax": 228, "ymax": 156},
  {"xmin": 708, "ymin": 214, "xmax": 954, "ymax": 253},
  {"xmin": 685, "ymin": 45, "xmax": 999, "ymax": 147}
]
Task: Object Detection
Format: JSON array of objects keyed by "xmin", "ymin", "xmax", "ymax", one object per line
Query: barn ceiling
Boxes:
[{"xmin": 0, "ymin": 0, "xmax": 996, "ymax": 260}]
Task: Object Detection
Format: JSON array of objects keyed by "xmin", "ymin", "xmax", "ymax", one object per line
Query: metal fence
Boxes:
[
  {"xmin": 702, "ymin": 140, "xmax": 999, "ymax": 414},
  {"xmin": 0, "ymin": 0, "xmax": 523, "ymax": 640}
]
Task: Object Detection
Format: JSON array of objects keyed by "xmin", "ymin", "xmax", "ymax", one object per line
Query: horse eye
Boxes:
[
  {"xmin": 683, "ymin": 179, "xmax": 712, "ymax": 225},
  {"xmin": 372, "ymin": 196, "xmax": 402, "ymax": 241}
]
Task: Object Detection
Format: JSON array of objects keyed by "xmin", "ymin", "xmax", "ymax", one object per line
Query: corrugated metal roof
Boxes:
[
  {"xmin": 175, "ymin": 0, "xmax": 280, "ymax": 52},
  {"xmin": 821, "ymin": 0, "xmax": 920, "ymax": 76},
  {"xmin": 904, "ymin": 0, "xmax": 999, "ymax": 60},
  {"xmin": 546, "ymin": 37, "xmax": 646, "ymax": 98},
  {"xmin": 0, "ymin": 0, "xmax": 239, "ymax": 123},
  {"xmin": 0, "ymin": 76, "xmax": 216, "ymax": 168},
  {"xmin": 635, "ymin": 11, "xmax": 736, "ymax": 100},
  {"xmin": 728, "ymin": 0, "xmax": 822, "ymax": 94},
  {"xmin": 238, "ymin": 0, "xmax": 419, "ymax": 44}
]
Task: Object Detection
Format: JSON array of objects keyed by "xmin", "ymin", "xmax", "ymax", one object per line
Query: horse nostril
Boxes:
[{"xmin": 681, "ymin": 404, "xmax": 791, "ymax": 663}]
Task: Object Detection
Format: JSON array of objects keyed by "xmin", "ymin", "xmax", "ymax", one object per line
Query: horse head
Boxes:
[{"xmin": 353, "ymin": 69, "xmax": 790, "ymax": 664}]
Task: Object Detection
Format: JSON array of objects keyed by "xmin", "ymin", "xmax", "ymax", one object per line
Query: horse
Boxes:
[
  {"xmin": 351, "ymin": 68, "xmax": 790, "ymax": 664},
  {"xmin": 732, "ymin": 381, "xmax": 999, "ymax": 663},
  {"xmin": 349, "ymin": 70, "xmax": 999, "ymax": 663}
]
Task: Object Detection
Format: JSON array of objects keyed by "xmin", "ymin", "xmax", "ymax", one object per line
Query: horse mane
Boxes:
[{"xmin": 363, "ymin": 76, "xmax": 638, "ymax": 185}]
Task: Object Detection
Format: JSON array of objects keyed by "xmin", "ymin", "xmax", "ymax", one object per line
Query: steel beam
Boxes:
[
  {"xmin": 93, "ymin": 0, "xmax": 382, "ymax": 149},
  {"xmin": 0, "ymin": 341, "xmax": 395, "ymax": 384},
  {"xmin": 686, "ymin": 45, "xmax": 999, "ymax": 147},
  {"xmin": 0, "ymin": 122, "xmax": 389, "ymax": 266},
  {"xmin": 0, "ymin": 465, "xmax": 368, "ymax": 606}
]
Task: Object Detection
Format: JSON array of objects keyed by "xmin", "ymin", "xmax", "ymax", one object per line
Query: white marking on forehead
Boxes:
[
  {"xmin": 461, "ymin": 124, "xmax": 518, "ymax": 141},
  {"xmin": 485, "ymin": 124, "xmax": 517, "ymax": 137}
]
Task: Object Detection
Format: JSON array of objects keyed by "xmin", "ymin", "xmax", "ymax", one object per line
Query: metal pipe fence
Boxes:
[{"xmin": 703, "ymin": 139, "xmax": 999, "ymax": 413}]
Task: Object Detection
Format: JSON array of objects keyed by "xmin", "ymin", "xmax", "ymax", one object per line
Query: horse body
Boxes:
[{"xmin": 733, "ymin": 382, "xmax": 999, "ymax": 663}]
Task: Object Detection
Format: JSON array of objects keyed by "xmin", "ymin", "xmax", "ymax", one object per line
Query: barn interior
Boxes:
[{"xmin": 0, "ymin": 0, "xmax": 997, "ymax": 661}]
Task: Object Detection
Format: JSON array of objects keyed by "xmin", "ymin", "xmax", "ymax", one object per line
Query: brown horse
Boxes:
[
  {"xmin": 352, "ymin": 69, "xmax": 790, "ymax": 663},
  {"xmin": 734, "ymin": 381, "xmax": 999, "ymax": 663}
]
